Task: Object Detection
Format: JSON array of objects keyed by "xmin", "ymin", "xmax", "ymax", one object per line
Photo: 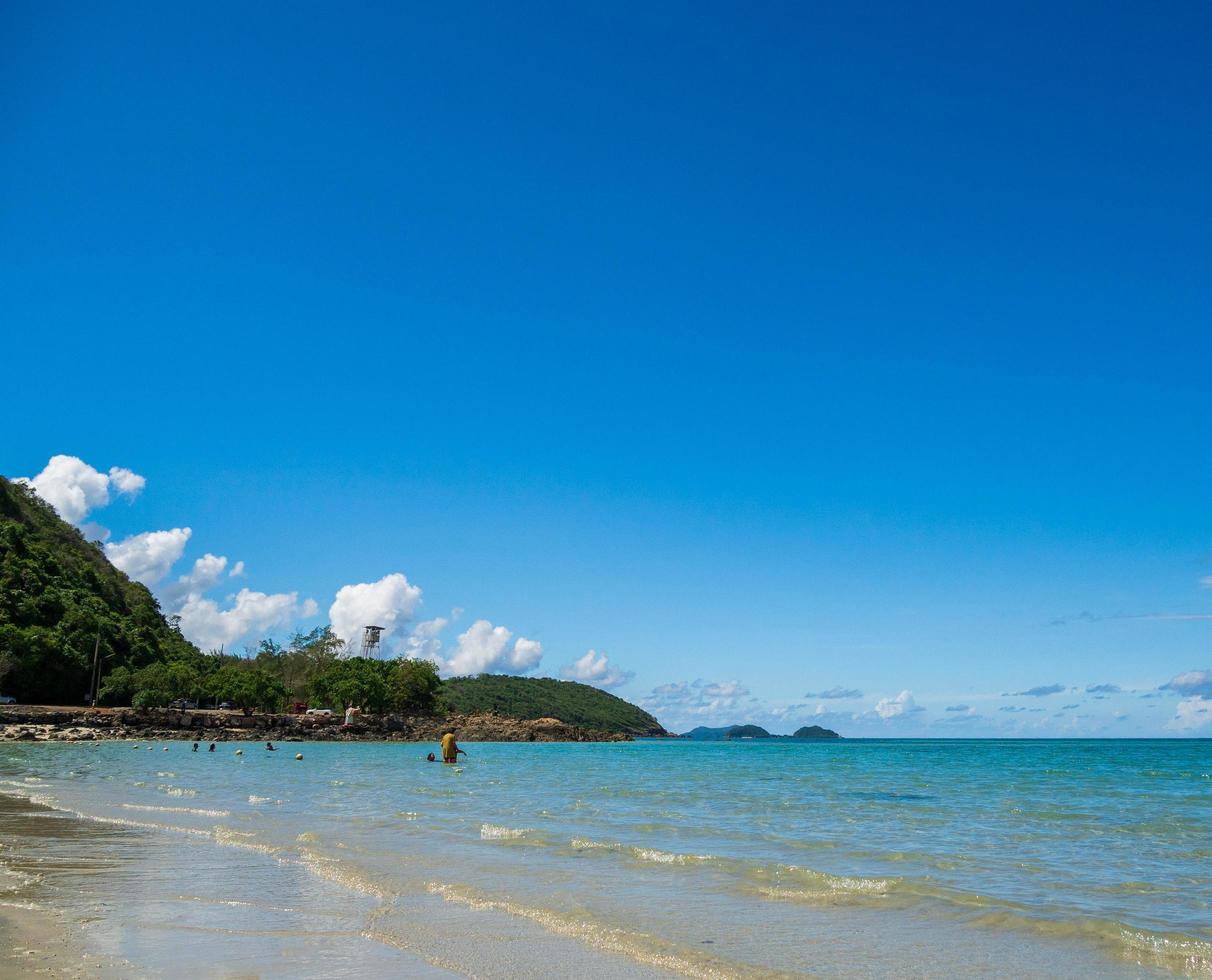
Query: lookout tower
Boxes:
[{"xmin": 359, "ymin": 625, "xmax": 384, "ymax": 659}]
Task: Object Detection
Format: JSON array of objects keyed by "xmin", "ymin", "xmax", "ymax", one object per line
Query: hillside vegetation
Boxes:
[
  {"xmin": 0, "ymin": 476, "xmax": 200, "ymax": 701},
  {"xmin": 443, "ymin": 675, "xmax": 666, "ymax": 735}
]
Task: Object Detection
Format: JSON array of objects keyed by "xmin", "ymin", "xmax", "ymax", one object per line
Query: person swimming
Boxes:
[
  {"xmin": 426, "ymin": 752, "xmax": 436, "ymax": 762},
  {"xmin": 208, "ymin": 743, "xmax": 216, "ymax": 752},
  {"xmin": 192, "ymin": 742, "xmax": 199, "ymax": 752},
  {"xmin": 440, "ymin": 730, "xmax": 467, "ymax": 764},
  {"xmin": 266, "ymin": 742, "xmax": 277, "ymax": 751}
]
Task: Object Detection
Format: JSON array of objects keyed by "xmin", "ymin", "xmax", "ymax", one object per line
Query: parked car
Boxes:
[
  {"xmin": 218, "ymin": 701, "xmax": 236, "ymax": 710},
  {"xmin": 169, "ymin": 699, "xmax": 199, "ymax": 710},
  {"xmin": 305, "ymin": 707, "xmax": 332, "ymax": 716},
  {"xmin": 0, "ymin": 696, "xmax": 15, "ymax": 705}
]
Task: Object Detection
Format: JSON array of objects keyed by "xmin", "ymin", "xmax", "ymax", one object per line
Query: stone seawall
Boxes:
[{"xmin": 0, "ymin": 706, "xmax": 632, "ymax": 743}]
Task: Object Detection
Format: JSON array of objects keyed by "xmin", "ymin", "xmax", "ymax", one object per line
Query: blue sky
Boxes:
[{"xmin": 4, "ymin": 2, "xmax": 1211, "ymax": 735}]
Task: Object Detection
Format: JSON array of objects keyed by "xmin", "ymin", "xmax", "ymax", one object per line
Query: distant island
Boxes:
[{"xmin": 681, "ymin": 724, "xmax": 841, "ymax": 740}]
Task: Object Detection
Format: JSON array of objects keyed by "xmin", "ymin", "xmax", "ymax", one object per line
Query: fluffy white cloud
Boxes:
[
  {"xmin": 511, "ymin": 636, "xmax": 544, "ymax": 672},
  {"xmin": 155, "ymin": 551, "xmax": 304, "ymax": 650},
  {"xmin": 1160, "ymin": 669, "xmax": 1212, "ymax": 699},
  {"xmin": 403, "ymin": 616, "xmax": 450, "ymax": 662},
  {"xmin": 107, "ymin": 467, "xmax": 146, "ymax": 497},
  {"xmin": 328, "ymin": 573, "xmax": 423, "ymax": 649},
  {"xmin": 229, "ymin": 560, "xmax": 245, "ymax": 578},
  {"xmin": 1165, "ymin": 698, "xmax": 1212, "ymax": 732},
  {"xmin": 301, "ymin": 598, "xmax": 319, "ymax": 617},
  {"xmin": 104, "ymin": 528, "xmax": 192, "ymax": 586},
  {"xmin": 17, "ymin": 455, "xmax": 145, "ymax": 530},
  {"xmin": 437, "ymin": 619, "xmax": 543, "ymax": 677},
  {"xmin": 175, "ymin": 588, "xmax": 299, "ymax": 652},
  {"xmin": 561, "ymin": 650, "xmax": 634, "ymax": 689},
  {"xmin": 873, "ymin": 689, "xmax": 924, "ymax": 720},
  {"xmin": 181, "ymin": 553, "xmax": 227, "ymax": 592}
]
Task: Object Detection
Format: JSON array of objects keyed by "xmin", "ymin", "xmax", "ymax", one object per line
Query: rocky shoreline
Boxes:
[{"xmin": 0, "ymin": 706, "xmax": 632, "ymax": 744}]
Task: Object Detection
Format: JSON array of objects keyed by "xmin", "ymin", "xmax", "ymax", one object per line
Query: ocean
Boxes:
[{"xmin": 0, "ymin": 738, "xmax": 1209, "ymax": 978}]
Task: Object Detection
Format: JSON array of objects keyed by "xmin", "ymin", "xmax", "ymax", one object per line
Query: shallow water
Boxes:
[{"xmin": 0, "ymin": 738, "xmax": 1209, "ymax": 977}]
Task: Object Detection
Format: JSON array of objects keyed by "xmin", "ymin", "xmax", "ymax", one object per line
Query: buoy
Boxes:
[
  {"xmin": 235, "ymin": 749, "xmax": 243, "ymax": 756},
  {"xmin": 163, "ymin": 747, "xmax": 169, "ymax": 751},
  {"xmin": 295, "ymin": 753, "xmax": 303, "ymax": 760}
]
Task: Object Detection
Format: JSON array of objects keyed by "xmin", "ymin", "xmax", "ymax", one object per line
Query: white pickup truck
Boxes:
[{"xmin": 304, "ymin": 707, "xmax": 332, "ymax": 716}]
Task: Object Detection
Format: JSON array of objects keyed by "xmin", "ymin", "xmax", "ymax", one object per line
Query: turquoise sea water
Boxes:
[{"xmin": 1, "ymin": 738, "xmax": 1209, "ymax": 977}]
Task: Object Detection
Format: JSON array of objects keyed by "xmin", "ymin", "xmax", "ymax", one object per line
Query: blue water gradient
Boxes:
[{"xmin": 1, "ymin": 738, "xmax": 1208, "ymax": 977}]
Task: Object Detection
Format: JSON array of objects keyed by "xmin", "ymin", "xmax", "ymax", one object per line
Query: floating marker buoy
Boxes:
[
  {"xmin": 295, "ymin": 753, "xmax": 303, "ymax": 760},
  {"xmin": 163, "ymin": 747, "xmax": 169, "ymax": 751},
  {"xmin": 235, "ymin": 749, "xmax": 243, "ymax": 756}
]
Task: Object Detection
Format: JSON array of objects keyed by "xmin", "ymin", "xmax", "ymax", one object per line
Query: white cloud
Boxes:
[
  {"xmin": 175, "ymin": 588, "xmax": 299, "ymax": 652},
  {"xmin": 301, "ymin": 598, "xmax": 319, "ymax": 617},
  {"xmin": 328, "ymin": 573, "xmax": 423, "ymax": 649},
  {"xmin": 510, "ymin": 636, "xmax": 544, "ymax": 672},
  {"xmin": 1199, "ymin": 576, "xmax": 1212, "ymax": 589},
  {"xmin": 1165, "ymin": 698, "xmax": 1212, "ymax": 732},
  {"xmin": 177, "ymin": 553, "xmax": 228, "ymax": 595},
  {"xmin": 17, "ymin": 454, "xmax": 145, "ymax": 530},
  {"xmin": 873, "ymin": 689, "xmax": 925, "ymax": 720},
  {"xmin": 1160, "ymin": 669, "xmax": 1212, "ymax": 699},
  {"xmin": 561, "ymin": 650, "xmax": 634, "ymax": 689},
  {"xmin": 403, "ymin": 616, "xmax": 450, "ymax": 662},
  {"xmin": 104, "ymin": 528, "xmax": 193, "ymax": 586},
  {"xmin": 438, "ymin": 619, "xmax": 543, "ymax": 677},
  {"xmin": 107, "ymin": 467, "xmax": 146, "ymax": 497},
  {"xmin": 229, "ymin": 560, "xmax": 245, "ymax": 578}
]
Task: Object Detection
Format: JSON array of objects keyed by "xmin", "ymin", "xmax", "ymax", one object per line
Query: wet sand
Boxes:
[{"xmin": 0, "ymin": 793, "xmax": 463, "ymax": 979}]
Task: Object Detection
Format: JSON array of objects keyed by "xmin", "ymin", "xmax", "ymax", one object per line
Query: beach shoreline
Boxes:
[{"xmin": 0, "ymin": 704, "xmax": 634, "ymax": 745}]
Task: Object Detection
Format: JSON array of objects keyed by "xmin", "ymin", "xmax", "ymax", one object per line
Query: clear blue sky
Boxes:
[{"xmin": 4, "ymin": 2, "xmax": 1211, "ymax": 734}]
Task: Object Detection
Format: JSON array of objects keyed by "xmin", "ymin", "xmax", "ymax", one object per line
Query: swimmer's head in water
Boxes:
[{"xmin": 426, "ymin": 753, "xmax": 436, "ymax": 762}]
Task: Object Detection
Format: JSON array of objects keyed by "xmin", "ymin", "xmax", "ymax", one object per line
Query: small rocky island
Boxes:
[{"xmin": 680, "ymin": 724, "xmax": 841, "ymax": 740}]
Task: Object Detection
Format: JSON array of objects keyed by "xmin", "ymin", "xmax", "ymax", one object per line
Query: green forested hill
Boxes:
[
  {"xmin": 442, "ymin": 675, "xmax": 666, "ymax": 735},
  {"xmin": 0, "ymin": 476, "xmax": 200, "ymax": 702},
  {"xmin": 0, "ymin": 476, "xmax": 665, "ymax": 732}
]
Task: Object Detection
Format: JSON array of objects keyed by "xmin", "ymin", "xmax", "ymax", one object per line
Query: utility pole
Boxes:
[{"xmin": 89, "ymin": 633, "xmax": 101, "ymax": 706}]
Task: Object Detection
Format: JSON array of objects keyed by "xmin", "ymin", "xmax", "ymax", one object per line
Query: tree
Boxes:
[
  {"xmin": 309, "ymin": 658, "xmax": 393, "ymax": 714},
  {"xmin": 129, "ymin": 663, "xmax": 175, "ymax": 708},
  {"xmin": 98, "ymin": 665, "xmax": 135, "ymax": 706},
  {"xmin": 391, "ymin": 658, "xmax": 441, "ymax": 714},
  {"xmin": 206, "ymin": 665, "xmax": 287, "ymax": 713}
]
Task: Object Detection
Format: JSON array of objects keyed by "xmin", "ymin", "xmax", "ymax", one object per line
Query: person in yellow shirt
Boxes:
[{"xmin": 440, "ymin": 730, "xmax": 466, "ymax": 764}]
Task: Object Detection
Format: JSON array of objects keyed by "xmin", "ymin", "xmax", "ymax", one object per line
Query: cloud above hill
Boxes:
[
  {"xmin": 17, "ymin": 454, "xmax": 145, "ymax": 538},
  {"xmin": 105, "ymin": 528, "xmax": 193, "ymax": 586},
  {"xmin": 435, "ymin": 619, "xmax": 543, "ymax": 677},
  {"xmin": 561, "ymin": 650, "xmax": 634, "ymax": 689}
]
